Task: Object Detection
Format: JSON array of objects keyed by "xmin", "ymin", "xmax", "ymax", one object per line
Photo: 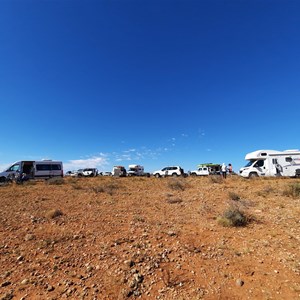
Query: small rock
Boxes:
[
  {"xmin": 17, "ymin": 255, "xmax": 24, "ymax": 262},
  {"xmin": 21, "ymin": 278, "xmax": 30, "ymax": 285},
  {"xmin": 47, "ymin": 285, "xmax": 55, "ymax": 292},
  {"xmin": 236, "ymin": 279, "xmax": 244, "ymax": 287},
  {"xmin": 24, "ymin": 234, "xmax": 35, "ymax": 241}
]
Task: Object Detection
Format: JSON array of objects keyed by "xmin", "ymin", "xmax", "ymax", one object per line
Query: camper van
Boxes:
[
  {"xmin": 0, "ymin": 160, "xmax": 63, "ymax": 182},
  {"xmin": 239, "ymin": 150, "xmax": 300, "ymax": 178}
]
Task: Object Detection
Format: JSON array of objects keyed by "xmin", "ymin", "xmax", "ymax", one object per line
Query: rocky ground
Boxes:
[{"xmin": 0, "ymin": 176, "xmax": 299, "ymax": 300}]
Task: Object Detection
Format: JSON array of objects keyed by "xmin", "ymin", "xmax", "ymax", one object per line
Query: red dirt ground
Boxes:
[{"xmin": 0, "ymin": 176, "xmax": 299, "ymax": 299}]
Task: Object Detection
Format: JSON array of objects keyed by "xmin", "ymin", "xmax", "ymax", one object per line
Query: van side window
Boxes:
[
  {"xmin": 285, "ymin": 157, "xmax": 292, "ymax": 162},
  {"xmin": 51, "ymin": 164, "xmax": 61, "ymax": 170},
  {"xmin": 36, "ymin": 164, "xmax": 51, "ymax": 171}
]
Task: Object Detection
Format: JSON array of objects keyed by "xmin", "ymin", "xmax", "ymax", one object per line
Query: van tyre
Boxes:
[
  {"xmin": 155, "ymin": 174, "xmax": 160, "ymax": 178},
  {"xmin": 249, "ymin": 172, "xmax": 258, "ymax": 178},
  {"xmin": 172, "ymin": 173, "xmax": 178, "ymax": 177}
]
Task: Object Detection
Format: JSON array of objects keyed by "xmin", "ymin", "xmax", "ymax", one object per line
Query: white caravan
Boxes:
[
  {"xmin": 239, "ymin": 149, "xmax": 300, "ymax": 178},
  {"xmin": 0, "ymin": 160, "xmax": 63, "ymax": 181}
]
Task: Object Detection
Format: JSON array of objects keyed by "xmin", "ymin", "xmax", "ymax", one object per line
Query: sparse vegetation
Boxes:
[
  {"xmin": 167, "ymin": 179, "xmax": 186, "ymax": 191},
  {"xmin": 167, "ymin": 198, "xmax": 183, "ymax": 204},
  {"xmin": 217, "ymin": 207, "xmax": 249, "ymax": 227},
  {"xmin": 210, "ymin": 175, "xmax": 223, "ymax": 184},
  {"xmin": 46, "ymin": 177, "xmax": 64, "ymax": 185},
  {"xmin": 228, "ymin": 191, "xmax": 240, "ymax": 201},
  {"xmin": 45, "ymin": 209, "xmax": 63, "ymax": 219},
  {"xmin": 283, "ymin": 183, "xmax": 300, "ymax": 198}
]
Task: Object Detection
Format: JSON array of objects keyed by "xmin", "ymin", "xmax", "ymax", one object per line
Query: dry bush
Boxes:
[
  {"xmin": 283, "ymin": 183, "xmax": 300, "ymax": 198},
  {"xmin": 46, "ymin": 209, "xmax": 63, "ymax": 219},
  {"xmin": 46, "ymin": 177, "xmax": 64, "ymax": 185},
  {"xmin": 167, "ymin": 179, "xmax": 186, "ymax": 191},
  {"xmin": 228, "ymin": 191, "xmax": 240, "ymax": 201},
  {"xmin": 217, "ymin": 207, "xmax": 249, "ymax": 227},
  {"xmin": 257, "ymin": 185, "xmax": 274, "ymax": 197},
  {"xmin": 167, "ymin": 198, "xmax": 183, "ymax": 204},
  {"xmin": 92, "ymin": 182, "xmax": 120, "ymax": 195},
  {"xmin": 210, "ymin": 175, "xmax": 223, "ymax": 184}
]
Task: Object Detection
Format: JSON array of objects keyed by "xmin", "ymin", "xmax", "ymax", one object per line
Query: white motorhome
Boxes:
[
  {"xmin": 239, "ymin": 149, "xmax": 300, "ymax": 178},
  {"xmin": 0, "ymin": 160, "xmax": 63, "ymax": 182}
]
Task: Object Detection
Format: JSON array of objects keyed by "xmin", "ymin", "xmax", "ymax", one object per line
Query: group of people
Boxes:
[{"xmin": 221, "ymin": 163, "xmax": 233, "ymax": 178}]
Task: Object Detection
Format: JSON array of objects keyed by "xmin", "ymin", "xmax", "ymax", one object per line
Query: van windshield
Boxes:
[{"xmin": 244, "ymin": 160, "xmax": 255, "ymax": 167}]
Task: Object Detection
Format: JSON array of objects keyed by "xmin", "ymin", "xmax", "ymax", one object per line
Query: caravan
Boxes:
[
  {"xmin": 0, "ymin": 160, "xmax": 63, "ymax": 182},
  {"xmin": 239, "ymin": 150, "xmax": 300, "ymax": 178}
]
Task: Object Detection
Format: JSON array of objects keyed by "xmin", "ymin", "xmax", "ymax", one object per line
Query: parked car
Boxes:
[
  {"xmin": 65, "ymin": 170, "xmax": 77, "ymax": 177},
  {"xmin": 189, "ymin": 166, "xmax": 209, "ymax": 176},
  {"xmin": 76, "ymin": 168, "xmax": 98, "ymax": 177},
  {"xmin": 100, "ymin": 171, "xmax": 112, "ymax": 176},
  {"xmin": 152, "ymin": 166, "xmax": 185, "ymax": 178}
]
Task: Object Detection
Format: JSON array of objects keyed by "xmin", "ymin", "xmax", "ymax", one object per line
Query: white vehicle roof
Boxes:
[{"xmin": 245, "ymin": 149, "xmax": 300, "ymax": 160}]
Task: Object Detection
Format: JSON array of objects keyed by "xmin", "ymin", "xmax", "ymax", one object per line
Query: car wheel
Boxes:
[
  {"xmin": 155, "ymin": 173, "xmax": 160, "ymax": 178},
  {"xmin": 172, "ymin": 173, "xmax": 178, "ymax": 177},
  {"xmin": 249, "ymin": 172, "xmax": 258, "ymax": 178}
]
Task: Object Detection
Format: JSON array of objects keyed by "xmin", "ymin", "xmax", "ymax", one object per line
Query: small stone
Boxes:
[
  {"xmin": 21, "ymin": 278, "xmax": 29, "ymax": 285},
  {"xmin": 17, "ymin": 255, "xmax": 24, "ymax": 262},
  {"xmin": 24, "ymin": 234, "xmax": 35, "ymax": 241},
  {"xmin": 47, "ymin": 285, "xmax": 55, "ymax": 291},
  {"xmin": 236, "ymin": 279, "xmax": 244, "ymax": 286}
]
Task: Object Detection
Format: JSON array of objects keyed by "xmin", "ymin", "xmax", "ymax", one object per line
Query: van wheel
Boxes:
[
  {"xmin": 249, "ymin": 172, "xmax": 258, "ymax": 178},
  {"xmin": 172, "ymin": 173, "xmax": 178, "ymax": 177},
  {"xmin": 191, "ymin": 173, "xmax": 197, "ymax": 177},
  {"xmin": 155, "ymin": 174, "xmax": 160, "ymax": 178}
]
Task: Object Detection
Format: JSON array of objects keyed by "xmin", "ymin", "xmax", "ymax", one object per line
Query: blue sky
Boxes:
[{"xmin": 0, "ymin": 0, "xmax": 299, "ymax": 173}]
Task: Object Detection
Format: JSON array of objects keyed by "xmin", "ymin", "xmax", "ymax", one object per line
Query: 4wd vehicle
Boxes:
[
  {"xmin": 152, "ymin": 166, "xmax": 185, "ymax": 178},
  {"xmin": 190, "ymin": 166, "xmax": 209, "ymax": 176},
  {"xmin": 76, "ymin": 168, "xmax": 98, "ymax": 177}
]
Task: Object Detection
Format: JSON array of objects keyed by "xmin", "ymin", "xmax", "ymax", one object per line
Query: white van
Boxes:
[
  {"xmin": 0, "ymin": 160, "xmax": 63, "ymax": 181},
  {"xmin": 239, "ymin": 149, "xmax": 300, "ymax": 178}
]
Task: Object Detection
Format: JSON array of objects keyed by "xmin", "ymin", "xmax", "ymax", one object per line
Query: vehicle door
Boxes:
[{"xmin": 253, "ymin": 160, "xmax": 265, "ymax": 176}]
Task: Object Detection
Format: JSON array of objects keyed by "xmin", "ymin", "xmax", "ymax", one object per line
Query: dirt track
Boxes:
[{"xmin": 0, "ymin": 176, "xmax": 299, "ymax": 299}]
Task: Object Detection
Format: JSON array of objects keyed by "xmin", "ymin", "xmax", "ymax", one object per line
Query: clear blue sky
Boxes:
[{"xmin": 0, "ymin": 0, "xmax": 299, "ymax": 173}]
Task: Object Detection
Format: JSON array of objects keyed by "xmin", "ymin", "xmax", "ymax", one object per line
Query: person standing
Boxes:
[
  {"xmin": 228, "ymin": 163, "xmax": 233, "ymax": 175},
  {"xmin": 221, "ymin": 163, "xmax": 227, "ymax": 178}
]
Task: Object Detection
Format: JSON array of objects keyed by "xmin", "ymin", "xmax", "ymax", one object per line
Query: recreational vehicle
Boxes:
[
  {"xmin": 0, "ymin": 160, "xmax": 63, "ymax": 182},
  {"xmin": 239, "ymin": 149, "xmax": 300, "ymax": 178}
]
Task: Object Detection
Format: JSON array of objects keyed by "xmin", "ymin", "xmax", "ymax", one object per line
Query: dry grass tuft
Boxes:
[
  {"xmin": 167, "ymin": 179, "xmax": 186, "ymax": 191},
  {"xmin": 283, "ymin": 183, "xmax": 300, "ymax": 198},
  {"xmin": 46, "ymin": 209, "xmax": 63, "ymax": 219},
  {"xmin": 228, "ymin": 191, "xmax": 240, "ymax": 201},
  {"xmin": 217, "ymin": 207, "xmax": 249, "ymax": 227},
  {"xmin": 210, "ymin": 175, "xmax": 223, "ymax": 184},
  {"xmin": 46, "ymin": 177, "xmax": 64, "ymax": 185}
]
